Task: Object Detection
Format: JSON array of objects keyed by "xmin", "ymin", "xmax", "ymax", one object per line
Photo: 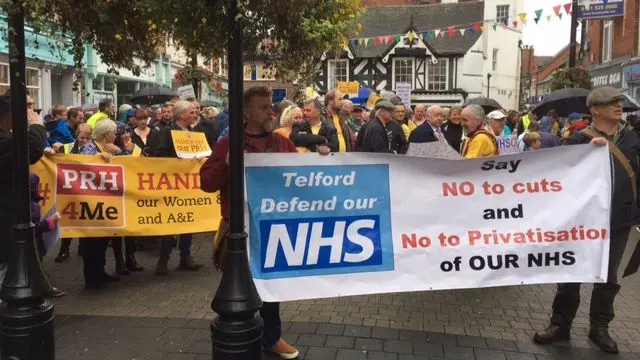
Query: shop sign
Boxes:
[
  {"xmin": 577, "ymin": 0, "xmax": 625, "ymax": 20},
  {"xmin": 590, "ymin": 64, "xmax": 623, "ymax": 88}
]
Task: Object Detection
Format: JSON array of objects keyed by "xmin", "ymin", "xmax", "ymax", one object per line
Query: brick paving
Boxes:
[{"xmin": 27, "ymin": 234, "xmax": 640, "ymax": 358}]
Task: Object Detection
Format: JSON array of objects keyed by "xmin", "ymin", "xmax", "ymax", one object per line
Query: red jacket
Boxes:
[{"xmin": 200, "ymin": 132, "xmax": 298, "ymax": 220}]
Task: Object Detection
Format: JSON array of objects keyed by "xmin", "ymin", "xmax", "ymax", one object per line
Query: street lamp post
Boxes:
[
  {"xmin": 210, "ymin": 0, "xmax": 264, "ymax": 359},
  {"xmin": 486, "ymin": 73, "xmax": 492, "ymax": 98},
  {"xmin": 0, "ymin": 7, "xmax": 56, "ymax": 360}
]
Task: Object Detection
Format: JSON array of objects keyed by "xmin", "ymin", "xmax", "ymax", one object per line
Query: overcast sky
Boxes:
[{"xmin": 521, "ymin": 0, "xmax": 579, "ymax": 56}]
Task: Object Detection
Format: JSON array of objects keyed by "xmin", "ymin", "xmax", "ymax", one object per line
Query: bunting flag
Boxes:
[
  {"xmin": 519, "ymin": 13, "xmax": 527, "ymax": 23},
  {"xmin": 343, "ymin": 2, "xmax": 577, "ymax": 49},
  {"xmin": 583, "ymin": 0, "xmax": 591, "ymax": 7}
]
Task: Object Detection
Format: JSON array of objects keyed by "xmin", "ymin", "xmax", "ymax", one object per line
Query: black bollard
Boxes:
[
  {"xmin": 0, "ymin": 7, "xmax": 55, "ymax": 360},
  {"xmin": 210, "ymin": 0, "xmax": 263, "ymax": 359}
]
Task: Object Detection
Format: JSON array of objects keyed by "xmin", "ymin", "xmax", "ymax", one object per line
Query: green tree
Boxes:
[
  {"xmin": 1, "ymin": 0, "xmax": 362, "ymax": 84},
  {"xmin": 549, "ymin": 65, "xmax": 592, "ymax": 91}
]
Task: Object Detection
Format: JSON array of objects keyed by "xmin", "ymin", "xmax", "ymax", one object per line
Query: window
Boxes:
[
  {"xmin": 0, "ymin": 65, "xmax": 8, "ymax": 96},
  {"xmin": 427, "ymin": 58, "xmax": 449, "ymax": 91},
  {"xmin": 0, "ymin": 64, "xmax": 41, "ymax": 107},
  {"xmin": 602, "ymin": 20, "xmax": 613, "ymax": 63},
  {"xmin": 327, "ymin": 59, "xmax": 349, "ymax": 90},
  {"xmin": 492, "ymin": 48, "xmax": 499, "ymax": 71},
  {"xmin": 496, "ymin": 5, "xmax": 510, "ymax": 23},
  {"xmin": 244, "ymin": 64, "xmax": 257, "ymax": 81},
  {"xmin": 26, "ymin": 68, "xmax": 40, "ymax": 106},
  {"xmin": 392, "ymin": 58, "xmax": 414, "ymax": 89}
]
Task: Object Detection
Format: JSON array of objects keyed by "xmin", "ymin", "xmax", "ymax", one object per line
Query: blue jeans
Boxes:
[
  {"xmin": 159, "ymin": 234, "xmax": 192, "ymax": 261},
  {"xmin": 261, "ymin": 301, "xmax": 282, "ymax": 349}
]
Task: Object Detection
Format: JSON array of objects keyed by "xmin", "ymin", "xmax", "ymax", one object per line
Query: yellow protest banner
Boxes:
[
  {"xmin": 171, "ymin": 130, "xmax": 212, "ymax": 158},
  {"xmin": 31, "ymin": 154, "xmax": 221, "ymax": 238},
  {"xmin": 337, "ymin": 81, "xmax": 359, "ymax": 95},
  {"xmin": 366, "ymin": 94, "xmax": 381, "ymax": 110}
]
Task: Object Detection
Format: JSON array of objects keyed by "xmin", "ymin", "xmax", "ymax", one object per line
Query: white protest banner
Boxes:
[
  {"xmin": 496, "ymin": 134, "xmax": 519, "ymax": 155},
  {"xmin": 178, "ymin": 84, "xmax": 196, "ymax": 100},
  {"xmin": 395, "ymin": 82, "xmax": 412, "ymax": 108},
  {"xmin": 245, "ymin": 145, "xmax": 611, "ymax": 302}
]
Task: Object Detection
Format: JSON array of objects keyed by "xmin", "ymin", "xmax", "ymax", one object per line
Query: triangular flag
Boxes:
[
  {"xmin": 407, "ymin": 31, "xmax": 416, "ymax": 43},
  {"xmin": 564, "ymin": 3, "xmax": 572, "ymax": 14},
  {"xmin": 553, "ymin": 5, "xmax": 562, "ymax": 16},
  {"xmin": 473, "ymin": 22, "xmax": 481, "ymax": 32},
  {"xmin": 502, "ymin": 16, "xmax": 509, "ymax": 26},
  {"xmin": 583, "ymin": 0, "xmax": 591, "ymax": 8},
  {"xmin": 434, "ymin": 29, "xmax": 441, "ymax": 37},
  {"xmin": 519, "ymin": 13, "xmax": 527, "ymax": 23},
  {"xmin": 535, "ymin": 9, "xmax": 543, "ymax": 18},
  {"xmin": 358, "ymin": 38, "xmax": 365, "ymax": 47},
  {"xmin": 547, "ymin": 15, "xmax": 552, "ymax": 22},
  {"xmin": 500, "ymin": 23, "xmax": 507, "ymax": 29},
  {"xmin": 603, "ymin": 0, "xmax": 608, "ymax": 4},
  {"xmin": 534, "ymin": 17, "xmax": 540, "ymax": 24},
  {"xmin": 459, "ymin": 28, "xmax": 466, "ymax": 36},
  {"xmin": 448, "ymin": 26, "xmax": 456, "ymax": 37},
  {"xmin": 558, "ymin": 12, "xmax": 563, "ymax": 20},
  {"xmin": 386, "ymin": 35, "xmax": 394, "ymax": 43},
  {"xmin": 468, "ymin": 26, "xmax": 475, "ymax": 35},
  {"xmin": 373, "ymin": 36, "xmax": 380, "ymax": 46},
  {"xmin": 480, "ymin": 25, "xmax": 486, "ymax": 33},
  {"xmin": 394, "ymin": 35, "xmax": 402, "ymax": 42},
  {"xmin": 351, "ymin": 39, "xmax": 358, "ymax": 48},
  {"xmin": 422, "ymin": 32, "xmax": 429, "ymax": 40},
  {"xmin": 366, "ymin": 38, "xmax": 372, "ymax": 47},
  {"xmin": 492, "ymin": 23, "xmax": 498, "ymax": 31},
  {"xmin": 513, "ymin": 20, "xmax": 518, "ymax": 28}
]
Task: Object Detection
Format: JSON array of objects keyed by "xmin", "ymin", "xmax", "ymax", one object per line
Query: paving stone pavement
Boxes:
[{"xmin": 35, "ymin": 234, "xmax": 640, "ymax": 358}]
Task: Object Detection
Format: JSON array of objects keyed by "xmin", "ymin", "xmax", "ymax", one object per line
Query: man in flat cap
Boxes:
[
  {"xmin": 534, "ymin": 87, "xmax": 640, "ymax": 353},
  {"xmin": 358, "ymin": 100, "xmax": 399, "ymax": 153}
]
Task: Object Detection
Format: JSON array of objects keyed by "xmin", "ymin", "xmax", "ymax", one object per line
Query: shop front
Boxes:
[
  {"xmin": 624, "ymin": 62, "xmax": 640, "ymax": 103},
  {"xmin": 589, "ymin": 62, "xmax": 624, "ymax": 90}
]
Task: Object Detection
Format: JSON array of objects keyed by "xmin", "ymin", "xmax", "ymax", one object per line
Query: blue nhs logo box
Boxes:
[{"xmin": 246, "ymin": 164, "xmax": 394, "ymax": 280}]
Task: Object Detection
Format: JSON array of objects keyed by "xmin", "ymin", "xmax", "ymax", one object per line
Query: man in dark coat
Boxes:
[
  {"xmin": 0, "ymin": 95, "xmax": 47, "ymax": 288},
  {"xmin": 533, "ymin": 87, "xmax": 640, "ymax": 354},
  {"xmin": 409, "ymin": 105, "xmax": 446, "ymax": 144},
  {"xmin": 358, "ymin": 100, "xmax": 398, "ymax": 153}
]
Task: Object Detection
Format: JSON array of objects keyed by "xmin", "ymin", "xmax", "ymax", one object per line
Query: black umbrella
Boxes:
[
  {"xmin": 464, "ymin": 97, "xmax": 502, "ymax": 113},
  {"xmin": 623, "ymin": 94, "xmax": 640, "ymax": 113},
  {"xmin": 130, "ymin": 86, "xmax": 178, "ymax": 105},
  {"xmin": 533, "ymin": 88, "xmax": 590, "ymax": 118}
]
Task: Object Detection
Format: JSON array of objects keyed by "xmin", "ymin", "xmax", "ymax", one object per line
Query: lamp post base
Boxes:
[
  {"xmin": 211, "ymin": 315, "xmax": 263, "ymax": 359},
  {"xmin": 0, "ymin": 300, "xmax": 55, "ymax": 360}
]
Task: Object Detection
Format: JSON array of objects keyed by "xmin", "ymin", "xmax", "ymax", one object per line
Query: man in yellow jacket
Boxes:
[
  {"xmin": 86, "ymin": 98, "xmax": 116, "ymax": 128},
  {"xmin": 460, "ymin": 104, "xmax": 499, "ymax": 158}
]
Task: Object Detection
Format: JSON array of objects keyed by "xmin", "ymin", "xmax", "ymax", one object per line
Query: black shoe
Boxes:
[
  {"xmin": 44, "ymin": 287, "xmax": 66, "ymax": 298},
  {"xmin": 101, "ymin": 272, "xmax": 120, "ymax": 282},
  {"xmin": 589, "ymin": 329, "xmax": 619, "ymax": 354},
  {"xmin": 533, "ymin": 324, "xmax": 571, "ymax": 344},
  {"xmin": 126, "ymin": 255, "xmax": 144, "ymax": 272},
  {"xmin": 116, "ymin": 263, "xmax": 131, "ymax": 275},
  {"xmin": 54, "ymin": 251, "xmax": 70, "ymax": 263}
]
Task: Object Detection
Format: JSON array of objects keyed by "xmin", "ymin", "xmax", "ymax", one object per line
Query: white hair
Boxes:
[
  {"xmin": 92, "ymin": 119, "xmax": 117, "ymax": 141},
  {"xmin": 173, "ymin": 100, "xmax": 194, "ymax": 122},
  {"xmin": 463, "ymin": 104, "xmax": 486, "ymax": 121},
  {"xmin": 280, "ymin": 105, "xmax": 301, "ymax": 127}
]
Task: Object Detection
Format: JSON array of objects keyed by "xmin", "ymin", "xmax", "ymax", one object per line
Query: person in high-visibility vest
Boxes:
[{"xmin": 86, "ymin": 98, "xmax": 116, "ymax": 129}]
